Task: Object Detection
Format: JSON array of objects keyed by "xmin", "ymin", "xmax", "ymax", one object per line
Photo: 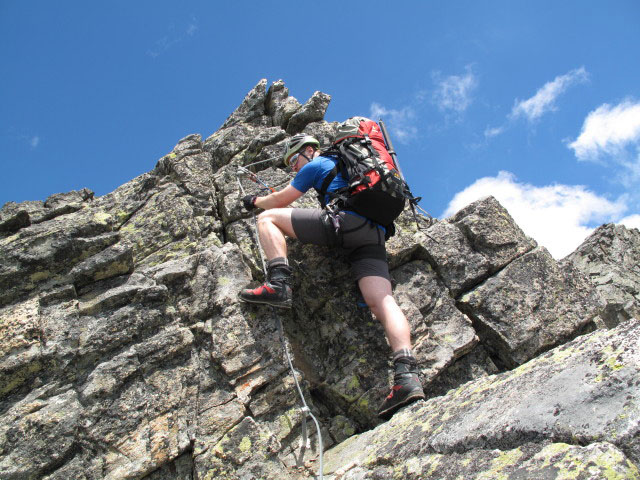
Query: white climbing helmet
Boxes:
[{"xmin": 283, "ymin": 134, "xmax": 320, "ymax": 166}]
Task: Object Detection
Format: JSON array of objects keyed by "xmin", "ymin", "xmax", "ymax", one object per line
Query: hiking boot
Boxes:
[
  {"xmin": 378, "ymin": 357, "xmax": 425, "ymax": 420},
  {"xmin": 239, "ymin": 260, "xmax": 292, "ymax": 309},
  {"xmin": 239, "ymin": 281, "xmax": 292, "ymax": 308}
]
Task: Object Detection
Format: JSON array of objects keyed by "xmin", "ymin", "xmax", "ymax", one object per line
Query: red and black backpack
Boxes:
[{"xmin": 318, "ymin": 117, "xmax": 415, "ymax": 229}]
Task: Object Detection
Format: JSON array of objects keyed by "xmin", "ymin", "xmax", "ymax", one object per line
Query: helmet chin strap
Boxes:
[{"xmin": 298, "ymin": 146, "xmax": 316, "ymax": 162}]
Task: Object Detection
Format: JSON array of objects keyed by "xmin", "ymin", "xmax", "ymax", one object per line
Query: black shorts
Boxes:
[{"xmin": 291, "ymin": 208, "xmax": 391, "ymax": 282}]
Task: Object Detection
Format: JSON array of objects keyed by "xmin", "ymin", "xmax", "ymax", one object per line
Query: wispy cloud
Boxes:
[
  {"xmin": 368, "ymin": 66, "xmax": 478, "ymax": 143},
  {"xmin": 484, "ymin": 126, "xmax": 504, "ymax": 139},
  {"xmin": 442, "ymin": 171, "xmax": 629, "ymax": 258},
  {"xmin": 484, "ymin": 67, "xmax": 589, "ymax": 140},
  {"xmin": 186, "ymin": 20, "xmax": 198, "ymax": 36},
  {"xmin": 7, "ymin": 128, "xmax": 42, "ymax": 150},
  {"xmin": 511, "ymin": 67, "xmax": 589, "ymax": 122},
  {"xmin": 432, "ymin": 65, "xmax": 478, "ymax": 115},
  {"xmin": 370, "ymin": 102, "xmax": 418, "ymax": 144},
  {"xmin": 147, "ymin": 16, "xmax": 199, "ymax": 58},
  {"xmin": 16, "ymin": 132, "xmax": 41, "ymax": 149}
]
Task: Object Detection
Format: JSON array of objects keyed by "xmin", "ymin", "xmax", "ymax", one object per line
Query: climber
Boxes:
[{"xmin": 238, "ymin": 133, "xmax": 425, "ymax": 419}]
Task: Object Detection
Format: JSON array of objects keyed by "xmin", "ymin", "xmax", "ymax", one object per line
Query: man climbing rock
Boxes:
[{"xmin": 238, "ymin": 132, "xmax": 425, "ymax": 419}]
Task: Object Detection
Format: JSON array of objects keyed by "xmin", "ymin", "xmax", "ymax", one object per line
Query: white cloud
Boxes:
[
  {"xmin": 442, "ymin": 171, "xmax": 628, "ymax": 259},
  {"xmin": 432, "ymin": 66, "xmax": 477, "ymax": 114},
  {"xmin": 568, "ymin": 99, "xmax": 640, "ymax": 161},
  {"xmin": 30, "ymin": 136, "xmax": 40, "ymax": 148},
  {"xmin": 370, "ymin": 102, "xmax": 417, "ymax": 143},
  {"xmin": 619, "ymin": 214, "xmax": 640, "ymax": 230},
  {"xmin": 511, "ymin": 67, "xmax": 589, "ymax": 122}
]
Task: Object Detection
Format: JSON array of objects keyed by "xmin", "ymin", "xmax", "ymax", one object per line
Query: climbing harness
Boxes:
[{"xmin": 236, "ymin": 168, "xmax": 324, "ymax": 479}]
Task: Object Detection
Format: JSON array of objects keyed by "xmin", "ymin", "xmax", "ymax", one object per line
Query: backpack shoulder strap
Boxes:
[
  {"xmin": 317, "ymin": 165, "xmax": 338, "ymax": 208},
  {"xmin": 315, "ymin": 153, "xmax": 351, "ymax": 208}
]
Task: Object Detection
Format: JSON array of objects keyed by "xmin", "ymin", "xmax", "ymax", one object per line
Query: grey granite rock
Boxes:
[
  {"xmin": 266, "ymin": 79, "xmax": 302, "ymax": 130},
  {"xmin": 221, "ymin": 78, "xmax": 268, "ymax": 129},
  {"xmin": 0, "ymin": 204, "xmax": 31, "ymax": 233},
  {"xmin": 0, "ymin": 388, "xmax": 83, "ymax": 479},
  {"xmin": 286, "ymin": 91, "xmax": 331, "ymax": 134},
  {"xmin": 421, "ymin": 196, "xmax": 537, "ymax": 297},
  {"xmin": 459, "ymin": 246, "xmax": 605, "ymax": 368},
  {"xmin": 563, "ymin": 223, "xmax": 640, "ymax": 327},
  {"xmin": 1, "ymin": 80, "xmax": 638, "ymax": 480},
  {"xmin": 323, "ymin": 319, "xmax": 640, "ymax": 478}
]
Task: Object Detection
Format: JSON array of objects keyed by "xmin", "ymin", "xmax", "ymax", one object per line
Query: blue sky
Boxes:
[{"xmin": 2, "ymin": 1, "xmax": 640, "ymax": 258}]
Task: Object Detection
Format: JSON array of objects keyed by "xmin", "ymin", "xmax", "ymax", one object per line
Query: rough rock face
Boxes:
[
  {"xmin": 323, "ymin": 318, "xmax": 640, "ymax": 479},
  {"xmin": 1, "ymin": 79, "xmax": 638, "ymax": 479},
  {"xmin": 458, "ymin": 246, "xmax": 604, "ymax": 368},
  {"xmin": 563, "ymin": 223, "xmax": 640, "ymax": 328}
]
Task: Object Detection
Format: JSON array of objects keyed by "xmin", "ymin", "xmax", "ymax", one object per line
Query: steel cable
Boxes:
[{"xmin": 236, "ymin": 170, "xmax": 324, "ymax": 479}]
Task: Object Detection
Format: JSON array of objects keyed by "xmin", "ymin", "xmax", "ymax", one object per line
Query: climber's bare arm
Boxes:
[{"xmin": 254, "ymin": 185, "xmax": 303, "ymax": 210}]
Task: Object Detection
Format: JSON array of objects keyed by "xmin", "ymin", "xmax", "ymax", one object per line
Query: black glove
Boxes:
[{"xmin": 242, "ymin": 195, "xmax": 257, "ymax": 211}]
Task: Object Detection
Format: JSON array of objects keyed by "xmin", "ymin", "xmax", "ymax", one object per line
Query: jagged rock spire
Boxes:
[{"xmin": 220, "ymin": 78, "xmax": 331, "ymax": 134}]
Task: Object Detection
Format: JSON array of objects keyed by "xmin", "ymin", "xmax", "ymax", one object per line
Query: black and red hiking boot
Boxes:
[
  {"xmin": 378, "ymin": 355, "xmax": 425, "ymax": 420},
  {"xmin": 239, "ymin": 260, "xmax": 292, "ymax": 309}
]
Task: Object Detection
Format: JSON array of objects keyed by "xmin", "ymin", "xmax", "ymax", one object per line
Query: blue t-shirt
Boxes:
[
  {"xmin": 291, "ymin": 155, "xmax": 348, "ymax": 205},
  {"xmin": 291, "ymin": 155, "xmax": 386, "ymax": 232}
]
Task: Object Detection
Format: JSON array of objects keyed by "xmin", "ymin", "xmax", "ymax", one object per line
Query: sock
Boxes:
[
  {"xmin": 392, "ymin": 348, "xmax": 416, "ymax": 364},
  {"xmin": 267, "ymin": 257, "xmax": 288, "ymax": 268},
  {"xmin": 392, "ymin": 348, "xmax": 419, "ymax": 384},
  {"xmin": 266, "ymin": 257, "xmax": 291, "ymax": 286}
]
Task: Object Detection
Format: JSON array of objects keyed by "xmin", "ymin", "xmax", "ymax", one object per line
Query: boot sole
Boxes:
[
  {"xmin": 377, "ymin": 390, "xmax": 426, "ymax": 420},
  {"xmin": 238, "ymin": 296, "xmax": 292, "ymax": 309}
]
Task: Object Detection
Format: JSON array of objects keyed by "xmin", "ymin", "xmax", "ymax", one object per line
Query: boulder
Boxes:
[
  {"xmin": 563, "ymin": 223, "xmax": 640, "ymax": 327},
  {"xmin": 0, "ymin": 204, "xmax": 31, "ymax": 233},
  {"xmin": 459, "ymin": 246, "xmax": 604, "ymax": 368},
  {"xmin": 266, "ymin": 79, "xmax": 302, "ymax": 130},
  {"xmin": 221, "ymin": 78, "xmax": 269, "ymax": 129},
  {"xmin": 420, "ymin": 196, "xmax": 537, "ymax": 297},
  {"xmin": 286, "ymin": 91, "xmax": 331, "ymax": 134},
  {"xmin": 323, "ymin": 319, "xmax": 640, "ymax": 478}
]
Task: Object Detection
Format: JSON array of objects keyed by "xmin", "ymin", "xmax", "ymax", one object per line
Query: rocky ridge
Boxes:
[{"xmin": 0, "ymin": 79, "xmax": 638, "ymax": 479}]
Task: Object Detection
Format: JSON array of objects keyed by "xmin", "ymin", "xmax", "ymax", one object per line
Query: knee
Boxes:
[
  {"xmin": 257, "ymin": 209, "xmax": 290, "ymax": 234},
  {"xmin": 358, "ymin": 277, "xmax": 394, "ymax": 310},
  {"xmin": 362, "ymin": 292, "xmax": 385, "ymax": 311},
  {"xmin": 365, "ymin": 293, "xmax": 398, "ymax": 314},
  {"xmin": 257, "ymin": 209, "xmax": 277, "ymax": 226}
]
